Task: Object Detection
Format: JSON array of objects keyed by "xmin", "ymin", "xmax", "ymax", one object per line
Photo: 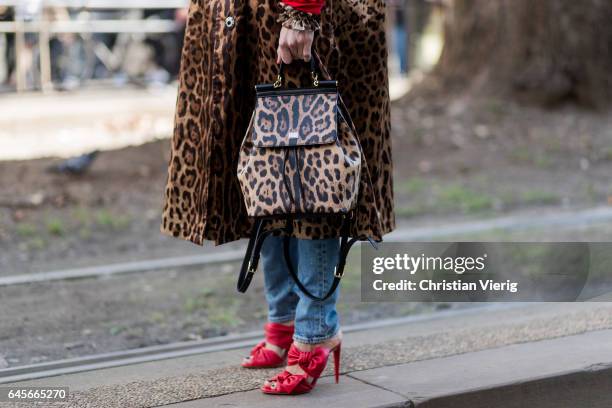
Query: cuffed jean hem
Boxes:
[
  {"xmin": 268, "ymin": 314, "xmax": 296, "ymax": 324},
  {"xmin": 293, "ymin": 326, "xmax": 340, "ymax": 345}
]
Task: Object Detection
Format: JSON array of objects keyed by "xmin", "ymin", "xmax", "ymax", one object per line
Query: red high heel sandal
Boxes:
[
  {"xmin": 261, "ymin": 342, "xmax": 342, "ymax": 395},
  {"xmin": 242, "ymin": 323, "xmax": 294, "ymax": 368}
]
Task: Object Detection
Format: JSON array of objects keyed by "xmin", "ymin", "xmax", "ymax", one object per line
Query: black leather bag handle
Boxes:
[{"xmin": 275, "ymin": 53, "xmax": 320, "ymax": 88}]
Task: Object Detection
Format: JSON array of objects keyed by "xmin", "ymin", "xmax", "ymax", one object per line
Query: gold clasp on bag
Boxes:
[
  {"xmin": 273, "ymin": 74, "xmax": 283, "ymax": 88},
  {"xmin": 311, "ymin": 71, "xmax": 319, "ymax": 87}
]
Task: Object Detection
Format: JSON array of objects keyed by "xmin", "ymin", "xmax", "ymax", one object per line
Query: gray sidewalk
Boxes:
[
  {"xmin": 4, "ymin": 302, "xmax": 612, "ymax": 407},
  {"xmin": 180, "ymin": 329, "xmax": 612, "ymax": 408}
]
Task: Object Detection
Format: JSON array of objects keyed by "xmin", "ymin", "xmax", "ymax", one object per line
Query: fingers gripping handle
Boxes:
[{"xmin": 275, "ymin": 50, "xmax": 329, "ymax": 88}]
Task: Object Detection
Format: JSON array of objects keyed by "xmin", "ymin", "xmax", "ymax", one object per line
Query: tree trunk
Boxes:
[{"xmin": 435, "ymin": 0, "xmax": 612, "ymax": 107}]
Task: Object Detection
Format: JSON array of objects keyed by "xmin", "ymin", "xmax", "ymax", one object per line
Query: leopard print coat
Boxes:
[{"xmin": 161, "ymin": 0, "xmax": 395, "ymax": 246}]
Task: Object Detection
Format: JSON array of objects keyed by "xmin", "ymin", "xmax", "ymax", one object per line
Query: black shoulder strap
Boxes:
[
  {"xmin": 237, "ymin": 219, "xmax": 280, "ymax": 293},
  {"xmin": 236, "ymin": 216, "xmax": 359, "ymax": 301}
]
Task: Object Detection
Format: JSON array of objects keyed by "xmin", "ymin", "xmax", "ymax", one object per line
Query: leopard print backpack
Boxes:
[{"xmin": 236, "ymin": 57, "xmax": 370, "ymax": 301}]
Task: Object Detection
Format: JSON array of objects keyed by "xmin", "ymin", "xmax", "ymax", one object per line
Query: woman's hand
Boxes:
[{"xmin": 277, "ymin": 27, "xmax": 314, "ymax": 64}]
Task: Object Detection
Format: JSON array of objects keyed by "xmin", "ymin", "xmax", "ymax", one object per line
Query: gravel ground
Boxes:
[{"xmin": 0, "ymin": 258, "xmax": 456, "ymax": 367}]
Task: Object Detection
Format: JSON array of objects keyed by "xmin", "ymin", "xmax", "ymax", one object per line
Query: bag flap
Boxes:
[{"xmin": 252, "ymin": 92, "xmax": 338, "ymax": 148}]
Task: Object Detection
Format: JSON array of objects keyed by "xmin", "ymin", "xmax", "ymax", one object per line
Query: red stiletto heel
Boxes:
[
  {"xmin": 242, "ymin": 323, "xmax": 294, "ymax": 369},
  {"xmin": 333, "ymin": 344, "xmax": 341, "ymax": 384},
  {"xmin": 261, "ymin": 341, "xmax": 342, "ymax": 395}
]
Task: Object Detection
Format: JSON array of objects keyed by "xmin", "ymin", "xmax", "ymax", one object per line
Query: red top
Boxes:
[{"xmin": 283, "ymin": 0, "xmax": 325, "ymax": 15}]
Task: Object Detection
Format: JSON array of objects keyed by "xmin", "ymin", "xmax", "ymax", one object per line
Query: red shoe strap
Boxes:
[
  {"xmin": 264, "ymin": 323, "xmax": 294, "ymax": 350},
  {"xmin": 244, "ymin": 341, "xmax": 284, "ymax": 367},
  {"xmin": 287, "ymin": 344, "xmax": 330, "ymax": 379},
  {"xmin": 265, "ymin": 370, "xmax": 311, "ymax": 394}
]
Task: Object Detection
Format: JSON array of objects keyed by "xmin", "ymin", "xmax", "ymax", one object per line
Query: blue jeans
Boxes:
[{"xmin": 261, "ymin": 236, "xmax": 340, "ymax": 344}]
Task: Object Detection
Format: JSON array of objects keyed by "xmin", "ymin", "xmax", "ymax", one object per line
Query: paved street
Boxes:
[{"xmin": 0, "ymin": 87, "xmax": 176, "ymax": 161}]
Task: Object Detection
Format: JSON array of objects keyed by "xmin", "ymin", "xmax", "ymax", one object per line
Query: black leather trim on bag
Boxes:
[{"xmin": 255, "ymin": 81, "xmax": 337, "ymax": 95}]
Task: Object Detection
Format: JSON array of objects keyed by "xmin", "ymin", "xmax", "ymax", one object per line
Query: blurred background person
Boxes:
[
  {"xmin": 0, "ymin": 6, "xmax": 15, "ymax": 88},
  {"xmin": 389, "ymin": 0, "xmax": 409, "ymax": 75}
]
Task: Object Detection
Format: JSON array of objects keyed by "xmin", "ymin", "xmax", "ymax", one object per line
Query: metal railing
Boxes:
[{"xmin": 0, "ymin": 0, "xmax": 188, "ymax": 92}]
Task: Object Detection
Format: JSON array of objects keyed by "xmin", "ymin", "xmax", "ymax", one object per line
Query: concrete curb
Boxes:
[
  {"xmin": 410, "ymin": 364, "xmax": 612, "ymax": 408},
  {"xmin": 352, "ymin": 328, "xmax": 612, "ymax": 408}
]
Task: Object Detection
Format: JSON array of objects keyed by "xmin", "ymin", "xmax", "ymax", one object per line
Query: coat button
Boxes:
[{"xmin": 225, "ymin": 16, "xmax": 235, "ymax": 28}]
